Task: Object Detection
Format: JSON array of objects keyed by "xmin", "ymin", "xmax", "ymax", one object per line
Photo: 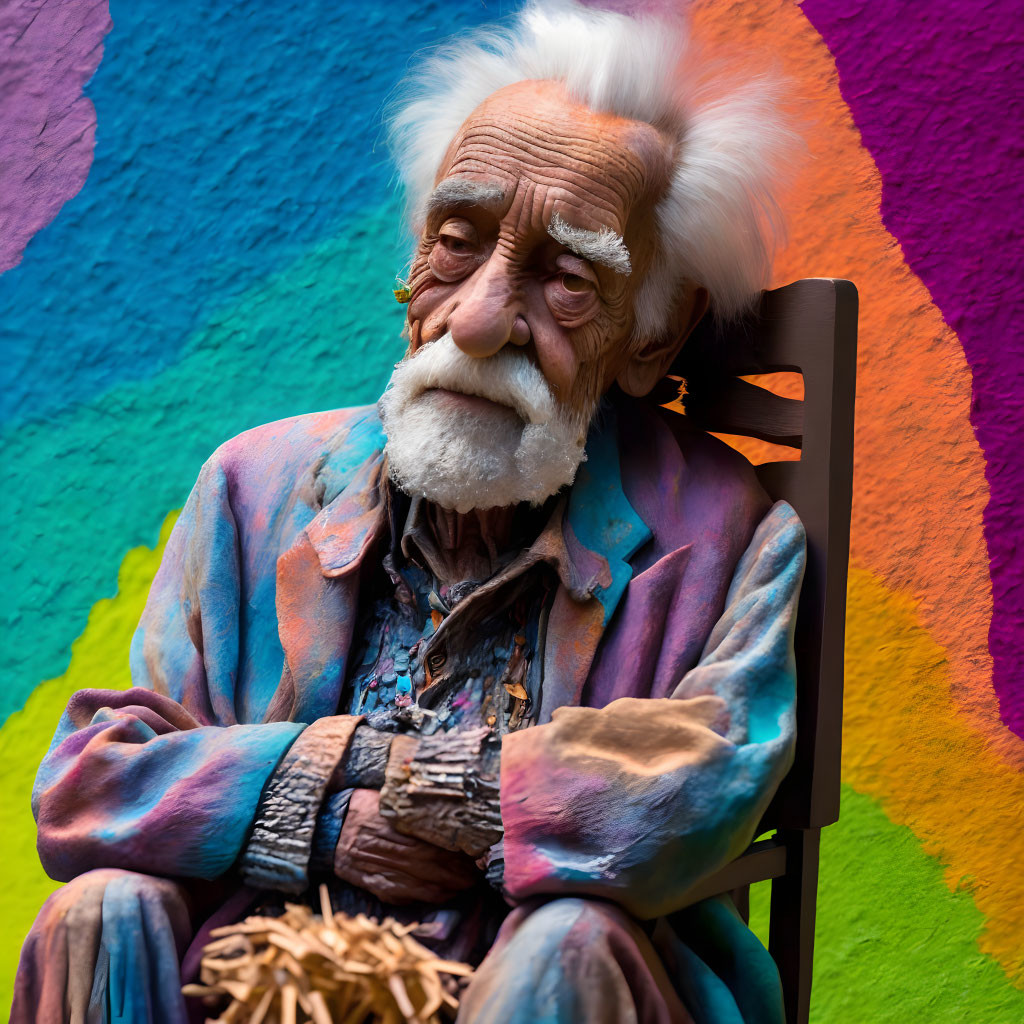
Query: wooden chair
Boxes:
[{"xmin": 661, "ymin": 278, "xmax": 859, "ymax": 1024}]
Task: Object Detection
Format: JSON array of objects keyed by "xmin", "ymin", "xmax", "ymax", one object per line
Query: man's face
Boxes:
[
  {"xmin": 379, "ymin": 80, "xmax": 675, "ymax": 513},
  {"xmin": 405, "ymin": 79, "xmax": 673, "ymax": 419}
]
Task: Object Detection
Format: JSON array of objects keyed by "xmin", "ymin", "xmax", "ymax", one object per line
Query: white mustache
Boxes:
[{"xmin": 387, "ymin": 334, "xmax": 557, "ymax": 426}]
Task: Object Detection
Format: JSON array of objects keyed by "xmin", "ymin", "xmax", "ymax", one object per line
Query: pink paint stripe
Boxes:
[
  {"xmin": 802, "ymin": 0, "xmax": 1024, "ymax": 735},
  {"xmin": 0, "ymin": 1, "xmax": 112, "ymax": 274}
]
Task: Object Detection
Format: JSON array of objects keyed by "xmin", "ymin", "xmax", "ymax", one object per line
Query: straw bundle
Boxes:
[{"xmin": 183, "ymin": 885, "xmax": 473, "ymax": 1024}]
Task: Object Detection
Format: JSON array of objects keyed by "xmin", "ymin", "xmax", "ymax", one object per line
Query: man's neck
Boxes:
[{"xmin": 403, "ymin": 496, "xmax": 544, "ymax": 586}]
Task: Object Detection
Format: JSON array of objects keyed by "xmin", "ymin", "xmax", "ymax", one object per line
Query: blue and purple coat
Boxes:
[{"xmin": 16, "ymin": 395, "xmax": 804, "ymax": 1023}]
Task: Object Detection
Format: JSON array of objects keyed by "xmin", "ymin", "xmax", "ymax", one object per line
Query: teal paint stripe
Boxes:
[{"xmin": 0, "ymin": 204, "xmax": 406, "ymax": 725}]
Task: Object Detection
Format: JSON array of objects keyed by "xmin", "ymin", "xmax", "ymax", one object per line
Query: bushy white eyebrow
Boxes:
[
  {"xmin": 547, "ymin": 212, "xmax": 632, "ymax": 276},
  {"xmin": 425, "ymin": 178, "xmax": 507, "ymax": 216}
]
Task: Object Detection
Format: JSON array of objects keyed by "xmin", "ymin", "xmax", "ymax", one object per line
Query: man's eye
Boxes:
[
  {"xmin": 441, "ymin": 234, "xmax": 474, "ymax": 255},
  {"xmin": 561, "ymin": 273, "xmax": 594, "ymax": 294},
  {"xmin": 428, "ymin": 227, "xmax": 481, "ymax": 283}
]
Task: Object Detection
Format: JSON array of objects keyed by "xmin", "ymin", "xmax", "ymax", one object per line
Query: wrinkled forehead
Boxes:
[{"xmin": 436, "ymin": 80, "xmax": 672, "ymax": 236}]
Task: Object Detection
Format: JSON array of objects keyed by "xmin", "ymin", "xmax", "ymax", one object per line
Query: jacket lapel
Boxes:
[
  {"xmin": 538, "ymin": 405, "xmax": 653, "ymax": 718},
  {"xmin": 267, "ymin": 452, "xmax": 387, "ymax": 723},
  {"xmin": 566, "ymin": 409, "xmax": 652, "ymax": 625}
]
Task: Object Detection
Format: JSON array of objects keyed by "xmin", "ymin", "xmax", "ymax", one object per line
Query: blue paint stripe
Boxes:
[{"xmin": 0, "ymin": 0, "xmax": 494, "ymax": 426}]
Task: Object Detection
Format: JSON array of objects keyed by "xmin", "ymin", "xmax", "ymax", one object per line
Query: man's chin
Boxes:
[{"xmin": 381, "ymin": 389, "xmax": 587, "ymax": 514}]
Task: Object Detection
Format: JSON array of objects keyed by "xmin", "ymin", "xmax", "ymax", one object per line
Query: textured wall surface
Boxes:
[
  {"xmin": 0, "ymin": 0, "xmax": 111, "ymax": 274},
  {"xmin": 1, "ymin": 0, "xmax": 1021, "ymax": 1018}
]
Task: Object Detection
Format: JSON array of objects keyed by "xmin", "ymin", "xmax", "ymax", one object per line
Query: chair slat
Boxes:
[
  {"xmin": 683, "ymin": 377, "xmax": 804, "ymax": 448},
  {"xmin": 675, "ymin": 837, "xmax": 788, "ymax": 908}
]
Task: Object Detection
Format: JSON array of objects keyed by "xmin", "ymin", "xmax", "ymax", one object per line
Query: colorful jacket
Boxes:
[{"xmin": 33, "ymin": 396, "xmax": 804, "ymax": 924}]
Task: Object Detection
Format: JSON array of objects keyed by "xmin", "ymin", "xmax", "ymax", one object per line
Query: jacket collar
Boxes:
[
  {"xmin": 305, "ymin": 450, "xmax": 388, "ymax": 577},
  {"xmin": 564, "ymin": 403, "xmax": 652, "ymax": 624}
]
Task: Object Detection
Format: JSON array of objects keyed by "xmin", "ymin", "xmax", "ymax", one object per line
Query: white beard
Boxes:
[{"xmin": 378, "ymin": 334, "xmax": 592, "ymax": 513}]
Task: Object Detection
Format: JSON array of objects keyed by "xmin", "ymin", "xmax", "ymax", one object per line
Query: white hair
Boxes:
[
  {"xmin": 387, "ymin": 0, "xmax": 797, "ymax": 329},
  {"xmin": 378, "ymin": 333, "xmax": 590, "ymax": 512}
]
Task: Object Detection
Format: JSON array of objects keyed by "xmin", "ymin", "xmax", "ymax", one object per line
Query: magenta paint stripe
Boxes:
[
  {"xmin": 0, "ymin": 0, "xmax": 112, "ymax": 275},
  {"xmin": 801, "ymin": 0, "xmax": 1024, "ymax": 736}
]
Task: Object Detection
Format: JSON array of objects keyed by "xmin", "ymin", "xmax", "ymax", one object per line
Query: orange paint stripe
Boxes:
[{"xmin": 692, "ymin": 0, "xmax": 1019, "ymax": 768}]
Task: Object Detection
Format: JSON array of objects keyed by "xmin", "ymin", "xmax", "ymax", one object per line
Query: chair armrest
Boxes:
[{"xmin": 679, "ymin": 835, "xmax": 788, "ymax": 906}]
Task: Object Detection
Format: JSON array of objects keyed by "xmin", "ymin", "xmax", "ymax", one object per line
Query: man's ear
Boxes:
[{"xmin": 616, "ymin": 284, "xmax": 710, "ymax": 398}]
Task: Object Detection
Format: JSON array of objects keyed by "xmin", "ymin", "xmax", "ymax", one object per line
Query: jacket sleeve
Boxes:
[
  {"xmin": 499, "ymin": 500, "xmax": 804, "ymax": 919},
  {"xmin": 32, "ymin": 453, "xmax": 307, "ymax": 883}
]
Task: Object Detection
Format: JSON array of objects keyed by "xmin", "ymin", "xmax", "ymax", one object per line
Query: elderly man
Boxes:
[{"xmin": 13, "ymin": 3, "xmax": 804, "ymax": 1022}]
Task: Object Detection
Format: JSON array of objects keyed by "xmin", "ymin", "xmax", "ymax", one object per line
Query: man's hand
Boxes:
[{"xmin": 333, "ymin": 788, "xmax": 480, "ymax": 905}]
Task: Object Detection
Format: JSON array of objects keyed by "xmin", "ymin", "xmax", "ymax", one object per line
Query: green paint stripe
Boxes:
[
  {"xmin": 748, "ymin": 785, "xmax": 1023, "ymax": 1021},
  {"xmin": 0, "ymin": 513, "xmax": 177, "ymax": 1011}
]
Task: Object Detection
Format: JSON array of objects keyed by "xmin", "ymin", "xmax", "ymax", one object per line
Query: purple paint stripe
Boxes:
[
  {"xmin": 0, "ymin": 0, "xmax": 112, "ymax": 275},
  {"xmin": 801, "ymin": 0, "xmax": 1024, "ymax": 736}
]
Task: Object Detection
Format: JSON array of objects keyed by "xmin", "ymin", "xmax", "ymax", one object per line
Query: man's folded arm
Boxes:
[
  {"xmin": 499, "ymin": 500, "xmax": 806, "ymax": 919},
  {"xmin": 32, "ymin": 687, "xmax": 307, "ymax": 882},
  {"xmin": 32, "ymin": 451, "xmax": 356, "ymax": 886}
]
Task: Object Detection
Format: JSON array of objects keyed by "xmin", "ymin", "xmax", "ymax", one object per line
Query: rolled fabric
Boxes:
[
  {"xmin": 240, "ymin": 715, "xmax": 362, "ymax": 893},
  {"xmin": 380, "ymin": 728, "xmax": 503, "ymax": 857}
]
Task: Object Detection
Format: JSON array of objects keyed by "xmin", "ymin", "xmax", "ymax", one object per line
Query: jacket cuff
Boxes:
[
  {"xmin": 239, "ymin": 715, "xmax": 361, "ymax": 893},
  {"xmin": 379, "ymin": 728, "xmax": 503, "ymax": 857}
]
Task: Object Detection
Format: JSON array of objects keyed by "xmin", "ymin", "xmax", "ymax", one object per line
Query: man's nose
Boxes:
[{"xmin": 447, "ymin": 258, "xmax": 531, "ymax": 357}]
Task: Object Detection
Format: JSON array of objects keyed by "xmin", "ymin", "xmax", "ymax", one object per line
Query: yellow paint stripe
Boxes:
[
  {"xmin": 0, "ymin": 512, "xmax": 178, "ymax": 1010},
  {"xmin": 844, "ymin": 565, "xmax": 1024, "ymax": 985}
]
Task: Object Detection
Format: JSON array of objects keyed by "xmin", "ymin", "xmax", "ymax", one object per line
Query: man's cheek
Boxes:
[
  {"xmin": 563, "ymin": 315, "xmax": 628, "ymax": 387},
  {"xmin": 408, "ymin": 258, "xmax": 462, "ymax": 313},
  {"xmin": 408, "ymin": 295, "xmax": 453, "ymax": 350},
  {"xmin": 569, "ymin": 357, "xmax": 608, "ymax": 418}
]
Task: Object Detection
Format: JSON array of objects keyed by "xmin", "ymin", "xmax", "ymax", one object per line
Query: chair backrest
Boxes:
[{"xmin": 668, "ymin": 278, "xmax": 858, "ymax": 830}]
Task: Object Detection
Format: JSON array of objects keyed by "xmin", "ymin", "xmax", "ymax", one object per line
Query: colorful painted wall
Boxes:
[{"xmin": 1, "ymin": 0, "xmax": 1021, "ymax": 1018}]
